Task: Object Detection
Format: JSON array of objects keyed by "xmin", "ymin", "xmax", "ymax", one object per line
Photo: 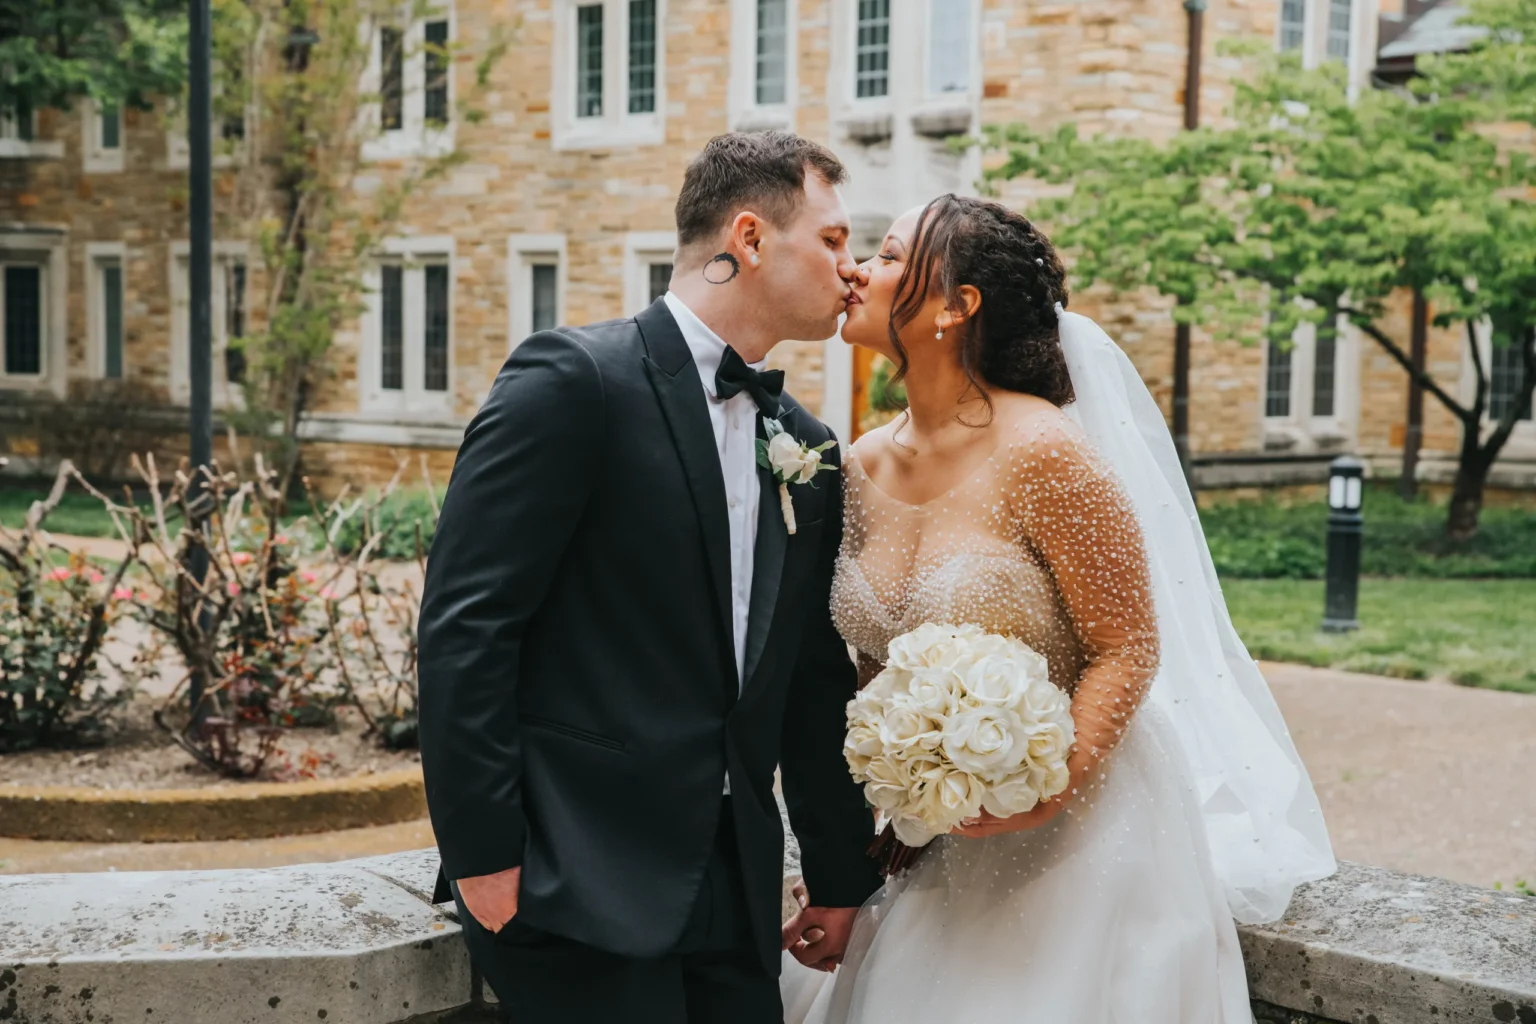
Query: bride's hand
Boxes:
[{"xmin": 950, "ymin": 795, "xmax": 1066, "ymax": 838}]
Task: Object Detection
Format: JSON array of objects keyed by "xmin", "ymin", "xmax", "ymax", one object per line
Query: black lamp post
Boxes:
[
  {"xmin": 186, "ymin": 0, "xmax": 214, "ymax": 723},
  {"xmin": 1322, "ymin": 456, "xmax": 1365, "ymax": 633}
]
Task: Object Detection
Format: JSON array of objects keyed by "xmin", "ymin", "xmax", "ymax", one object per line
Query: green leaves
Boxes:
[{"xmin": 0, "ymin": 0, "xmax": 189, "ymax": 113}]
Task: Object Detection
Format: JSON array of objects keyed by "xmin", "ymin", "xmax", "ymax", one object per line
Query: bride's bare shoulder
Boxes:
[
  {"xmin": 847, "ymin": 419, "xmax": 903, "ymax": 476},
  {"xmin": 989, "ymin": 392, "xmax": 1087, "ymax": 455}
]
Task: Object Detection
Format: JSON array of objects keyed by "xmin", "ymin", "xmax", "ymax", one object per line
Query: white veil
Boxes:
[{"xmin": 1056, "ymin": 308, "xmax": 1336, "ymax": 924}]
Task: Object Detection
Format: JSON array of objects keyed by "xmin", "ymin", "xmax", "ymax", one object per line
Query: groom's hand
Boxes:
[
  {"xmin": 782, "ymin": 903, "xmax": 859, "ymax": 973},
  {"xmin": 457, "ymin": 866, "xmax": 522, "ymax": 933}
]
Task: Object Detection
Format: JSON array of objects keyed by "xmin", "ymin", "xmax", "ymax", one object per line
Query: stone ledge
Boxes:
[
  {"xmin": 3, "ymin": 848, "xmax": 1531, "ymax": 1024},
  {"xmin": 0, "ymin": 768, "xmax": 427, "ymax": 842},
  {"xmin": 1239, "ymin": 860, "xmax": 1536, "ymax": 1024}
]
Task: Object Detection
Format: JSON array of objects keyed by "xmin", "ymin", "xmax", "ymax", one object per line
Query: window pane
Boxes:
[
  {"xmin": 628, "ymin": 0, "xmax": 657, "ymax": 114},
  {"xmin": 100, "ymin": 105, "xmax": 121, "ymax": 150},
  {"xmin": 381, "ymin": 26, "xmax": 404, "ymax": 130},
  {"xmin": 577, "ymin": 5, "xmax": 604, "ymax": 118},
  {"xmin": 1280, "ymin": 0, "xmax": 1306, "ymax": 51},
  {"xmin": 102, "ymin": 261, "xmax": 123, "ymax": 379},
  {"xmin": 223, "ymin": 261, "xmax": 247, "ymax": 384},
  {"xmin": 381, "ymin": 265, "xmax": 403, "ymax": 390},
  {"xmin": 424, "ymin": 263, "xmax": 450, "ymax": 392},
  {"xmin": 1490, "ymin": 340, "xmax": 1533, "ymax": 422},
  {"xmin": 1311, "ymin": 331, "xmax": 1336, "ymax": 418},
  {"xmin": 928, "ymin": 0, "xmax": 970, "ymax": 94},
  {"xmin": 425, "ymin": 20, "xmax": 450, "ymax": 124},
  {"xmin": 1265, "ymin": 337, "xmax": 1292, "ymax": 418},
  {"xmin": 4, "ymin": 266, "xmax": 42, "ymax": 376},
  {"xmin": 532, "ymin": 264, "xmax": 558, "ymax": 333},
  {"xmin": 647, "ymin": 262, "xmax": 672, "ymax": 305},
  {"xmin": 1327, "ymin": 0, "xmax": 1351, "ymax": 61},
  {"xmin": 855, "ymin": 0, "xmax": 890, "ymax": 99},
  {"xmin": 755, "ymin": 0, "xmax": 788, "ymax": 106}
]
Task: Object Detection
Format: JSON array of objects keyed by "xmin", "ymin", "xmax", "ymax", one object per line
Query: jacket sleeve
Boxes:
[
  {"xmin": 418, "ymin": 330, "xmax": 605, "ymax": 883},
  {"xmin": 779, "ymin": 434, "xmax": 884, "ymax": 909}
]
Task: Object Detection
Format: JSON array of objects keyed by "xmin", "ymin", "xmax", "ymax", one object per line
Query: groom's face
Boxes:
[{"xmin": 757, "ymin": 172, "xmax": 856, "ymax": 341}]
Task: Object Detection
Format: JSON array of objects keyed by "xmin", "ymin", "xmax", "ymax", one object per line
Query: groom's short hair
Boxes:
[{"xmin": 675, "ymin": 131, "xmax": 847, "ymax": 250}]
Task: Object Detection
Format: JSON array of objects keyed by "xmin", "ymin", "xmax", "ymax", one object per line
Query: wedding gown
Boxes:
[{"xmin": 780, "ymin": 423, "xmax": 1256, "ymax": 1023}]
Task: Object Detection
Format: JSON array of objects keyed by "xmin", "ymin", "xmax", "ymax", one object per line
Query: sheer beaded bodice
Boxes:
[{"xmin": 831, "ymin": 418, "xmax": 1160, "ymax": 718}]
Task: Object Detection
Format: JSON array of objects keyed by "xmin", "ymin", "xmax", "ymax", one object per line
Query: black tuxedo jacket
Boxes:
[{"xmin": 418, "ymin": 298, "xmax": 882, "ymax": 972}]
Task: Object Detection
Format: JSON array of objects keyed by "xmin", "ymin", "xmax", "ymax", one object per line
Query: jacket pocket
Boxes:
[{"xmin": 523, "ymin": 715, "xmax": 626, "ymax": 752}]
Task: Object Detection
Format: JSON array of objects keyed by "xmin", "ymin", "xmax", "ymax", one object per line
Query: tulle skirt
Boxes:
[{"xmin": 781, "ymin": 705, "xmax": 1253, "ymax": 1024}]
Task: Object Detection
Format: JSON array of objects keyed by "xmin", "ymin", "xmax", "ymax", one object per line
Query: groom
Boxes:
[{"xmin": 417, "ymin": 131, "xmax": 883, "ymax": 1022}]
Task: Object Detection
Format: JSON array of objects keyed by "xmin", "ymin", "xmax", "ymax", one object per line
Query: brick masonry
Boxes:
[{"xmin": 1, "ymin": 0, "xmax": 1531, "ymax": 495}]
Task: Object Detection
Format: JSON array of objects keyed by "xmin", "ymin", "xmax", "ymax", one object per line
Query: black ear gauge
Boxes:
[{"xmin": 703, "ymin": 253, "xmax": 741, "ymax": 284}]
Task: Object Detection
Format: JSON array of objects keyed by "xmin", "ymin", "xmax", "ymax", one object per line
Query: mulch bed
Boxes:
[{"xmin": 1, "ymin": 695, "xmax": 421, "ymax": 790}]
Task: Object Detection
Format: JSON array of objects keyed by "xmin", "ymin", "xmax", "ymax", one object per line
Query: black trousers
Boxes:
[{"xmin": 452, "ymin": 800, "xmax": 781, "ymax": 1024}]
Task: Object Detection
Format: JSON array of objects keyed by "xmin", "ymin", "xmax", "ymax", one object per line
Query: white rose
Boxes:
[
  {"xmin": 941, "ymin": 704, "xmax": 1031, "ymax": 778},
  {"xmin": 890, "ymin": 814, "xmax": 941, "ymax": 847},
  {"xmin": 1024, "ymin": 722, "xmax": 1072, "ymax": 768},
  {"xmin": 886, "ymin": 623, "xmax": 965, "ymax": 672},
  {"xmin": 766, "ymin": 432, "xmax": 812, "ymax": 483},
  {"xmin": 847, "ymin": 686, "xmax": 887, "ymax": 727},
  {"xmin": 862, "ymin": 754, "xmax": 913, "ymax": 812},
  {"xmin": 879, "ymin": 703, "xmax": 943, "ymax": 754},
  {"xmin": 843, "ymin": 721, "xmax": 883, "ymax": 775},
  {"xmin": 980, "ymin": 771, "xmax": 1043, "ymax": 818},
  {"xmin": 961, "ymin": 653, "xmax": 1025, "ymax": 709},
  {"xmin": 903, "ymin": 665, "xmax": 960, "ymax": 717},
  {"xmin": 913, "ymin": 763, "xmax": 985, "ymax": 827}
]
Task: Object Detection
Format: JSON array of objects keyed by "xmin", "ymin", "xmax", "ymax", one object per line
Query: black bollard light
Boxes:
[{"xmin": 1321, "ymin": 456, "xmax": 1365, "ymax": 633}]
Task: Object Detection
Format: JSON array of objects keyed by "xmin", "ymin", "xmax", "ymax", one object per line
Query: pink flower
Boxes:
[
  {"xmin": 47, "ymin": 567, "xmax": 71, "ymax": 582},
  {"xmin": 232, "ymin": 552, "xmax": 253, "ymax": 566},
  {"xmin": 89, "ymin": 571, "xmax": 105, "ymax": 584},
  {"xmin": 227, "ymin": 581, "xmax": 241, "ymax": 596},
  {"xmin": 300, "ymin": 571, "xmax": 317, "ymax": 585},
  {"xmin": 319, "ymin": 587, "xmax": 336, "ymax": 600},
  {"xmin": 274, "ymin": 534, "xmax": 290, "ymax": 545},
  {"xmin": 137, "ymin": 590, "xmax": 153, "ymax": 602},
  {"xmin": 112, "ymin": 586, "xmax": 134, "ymax": 601}
]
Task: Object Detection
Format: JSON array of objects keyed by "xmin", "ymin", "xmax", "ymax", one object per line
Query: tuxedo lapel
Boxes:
[
  {"xmin": 742, "ymin": 420, "xmax": 787, "ymax": 694},
  {"xmin": 637, "ymin": 301, "xmax": 736, "ymax": 684}
]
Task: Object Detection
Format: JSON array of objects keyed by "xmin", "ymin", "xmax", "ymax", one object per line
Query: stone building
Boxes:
[{"xmin": 0, "ymin": 0, "xmax": 1530, "ymax": 495}]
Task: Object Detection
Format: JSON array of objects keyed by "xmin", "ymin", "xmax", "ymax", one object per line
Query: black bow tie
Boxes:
[{"xmin": 715, "ymin": 346, "xmax": 785, "ymax": 420}]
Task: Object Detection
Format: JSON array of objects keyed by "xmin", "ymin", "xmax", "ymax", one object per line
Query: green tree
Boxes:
[
  {"xmin": 1224, "ymin": 9, "xmax": 1535, "ymax": 539},
  {"xmin": 0, "ymin": 0, "xmax": 187, "ymax": 116},
  {"xmin": 216, "ymin": 0, "xmax": 508, "ymax": 493}
]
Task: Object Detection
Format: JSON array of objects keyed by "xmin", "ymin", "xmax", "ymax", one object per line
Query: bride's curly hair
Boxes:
[{"xmin": 888, "ymin": 194, "xmax": 1074, "ymax": 409}]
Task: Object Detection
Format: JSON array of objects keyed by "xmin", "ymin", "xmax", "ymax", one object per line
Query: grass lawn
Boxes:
[
  {"xmin": 0, "ymin": 487, "xmax": 143, "ymax": 538},
  {"xmin": 1224, "ymin": 578, "xmax": 1536, "ymax": 694}
]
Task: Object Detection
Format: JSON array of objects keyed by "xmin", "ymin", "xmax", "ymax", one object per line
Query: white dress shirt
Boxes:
[{"xmin": 664, "ymin": 292, "xmax": 764, "ymax": 796}]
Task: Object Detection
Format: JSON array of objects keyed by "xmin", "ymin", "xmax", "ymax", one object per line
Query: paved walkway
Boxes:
[{"xmin": 3, "ymin": 663, "xmax": 1533, "ymax": 891}]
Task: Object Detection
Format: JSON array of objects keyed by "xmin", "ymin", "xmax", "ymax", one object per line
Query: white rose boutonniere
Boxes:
[{"xmin": 756, "ymin": 418, "xmax": 836, "ymax": 534}]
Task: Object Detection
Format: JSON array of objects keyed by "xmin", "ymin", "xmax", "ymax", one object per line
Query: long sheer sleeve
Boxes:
[{"xmin": 1013, "ymin": 420, "xmax": 1160, "ymax": 777}]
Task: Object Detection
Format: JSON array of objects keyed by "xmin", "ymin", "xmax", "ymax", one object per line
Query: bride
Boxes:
[{"xmin": 779, "ymin": 195, "xmax": 1336, "ymax": 1022}]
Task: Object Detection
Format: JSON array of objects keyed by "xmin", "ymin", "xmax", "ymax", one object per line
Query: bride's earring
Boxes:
[{"xmin": 935, "ymin": 329, "xmax": 945, "ymax": 340}]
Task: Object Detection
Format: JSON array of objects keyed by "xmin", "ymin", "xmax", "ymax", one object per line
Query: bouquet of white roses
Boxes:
[{"xmin": 844, "ymin": 623, "xmax": 1076, "ymax": 847}]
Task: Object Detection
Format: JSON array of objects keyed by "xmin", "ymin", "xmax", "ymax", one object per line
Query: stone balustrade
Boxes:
[{"xmin": 2, "ymin": 839, "xmax": 1532, "ymax": 1024}]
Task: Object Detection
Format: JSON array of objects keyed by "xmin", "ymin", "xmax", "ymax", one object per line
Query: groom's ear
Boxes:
[{"xmin": 729, "ymin": 209, "xmax": 767, "ymax": 266}]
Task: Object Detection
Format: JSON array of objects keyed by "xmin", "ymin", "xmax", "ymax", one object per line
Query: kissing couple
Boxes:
[{"xmin": 417, "ymin": 130, "xmax": 1335, "ymax": 1023}]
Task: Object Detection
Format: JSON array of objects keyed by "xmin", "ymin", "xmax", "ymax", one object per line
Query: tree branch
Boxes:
[{"xmin": 1342, "ymin": 307, "xmax": 1472, "ymax": 421}]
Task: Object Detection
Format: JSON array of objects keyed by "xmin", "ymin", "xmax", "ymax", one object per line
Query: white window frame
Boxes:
[
  {"xmin": 847, "ymin": 0, "xmax": 894, "ymax": 109},
  {"xmin": 1261, "ymin": 313, "xmax": 1357, "ymax": 451},
  {"xmin": 0, "ymin": 229, "xmax": 68, "ymax": 394},
  {"xmin": 83, "ymin": 99, "xmax": 125, "ymax": 173},
  {"xmin": 1281, "ymin": 0, "xmax": 1374, "ymax": 94},
  {"xmin": 551, "ymin": 0, "xmax": 668, "ymax": 151},
  {"xmin": 165, "ymin": 97, "xmax": 250, "ymax": 170},
  {"xmin": 508, "ymin": 234, "xmax": 567, "ymax": 349},
  {"xmin": 0, "ymin": 104, "xmax": 63, "ymax": 159},
  {"xmin": 359, "ymin": 3, "xmax": 457, "ymax": 162},
  {"xmin": 86, "ymin": 241, "xmax": 128, "ymax": 379},
  {"xmin": 729, "ymin": 0, "xmax": 798, "ymax": 132},
  {"xmin": 360, "ymin": 235, "xmax": 456, "ymax": 420},
  {"xmin": 168, "ymin": 240, "xmax": 249, "ymax": 407},
  {"xmin": 622, "ymin": 231, "xmax": 675, "ymax": 315}
]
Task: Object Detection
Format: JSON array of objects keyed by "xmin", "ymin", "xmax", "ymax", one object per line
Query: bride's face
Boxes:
[{"xmin": 841, "ymin": 207, "xmax": 953, "ymax": 361}]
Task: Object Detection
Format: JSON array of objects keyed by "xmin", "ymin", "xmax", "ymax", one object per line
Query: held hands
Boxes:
[
  {"xmin": 781, "ymin": 880, "xmax": 859, "ymax": 973},
  {"xmin": 457, "ymin": 866, "xmax": 522, "ymax": 933}
]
